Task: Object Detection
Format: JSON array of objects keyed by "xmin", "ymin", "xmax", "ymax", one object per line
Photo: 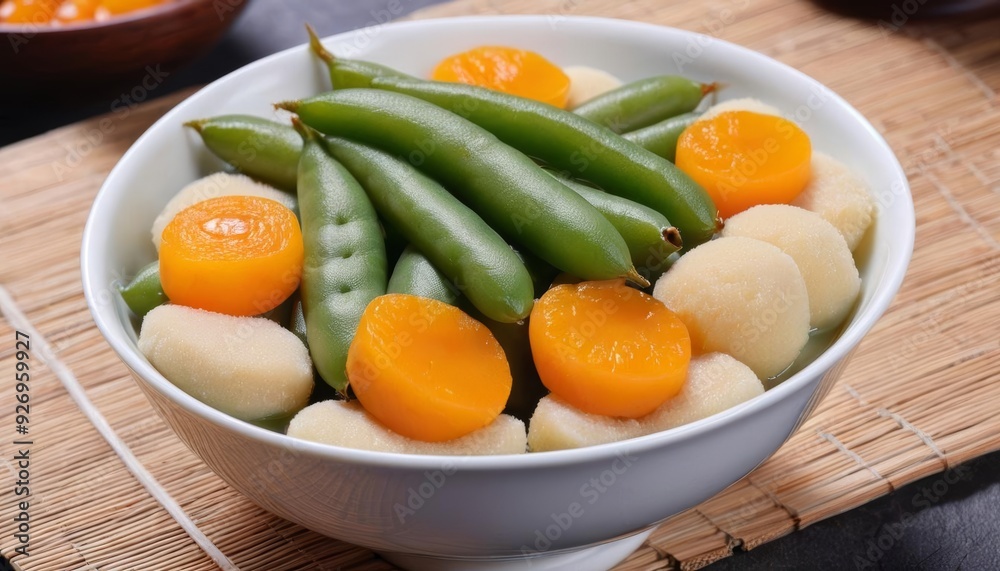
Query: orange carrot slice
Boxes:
[
  {"xmin": 159, "ymin": 195, "xmax": 303, "ymax": 317},
  {"xmin": 675, "ymin": 110, "xmax": 812, "ymax": 220},
  {"xmin": 1, "ymin": 0, "xmax": 60, "ymax": 23},
  {"xmin": 529, "ymin": 279, "xmax": 691, "ymax": 418},
  {"xmin": 347, "ymin": 294, "xmax": 512, "ymax": 442},
  {"xmin": 432, "ymin": 46, "xmax": 571, "ymax": 108}
]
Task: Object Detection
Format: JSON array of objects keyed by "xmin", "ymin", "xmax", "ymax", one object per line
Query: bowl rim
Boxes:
[
  {"xmin": 0, "ymin": 0, "xmax": 223, "ymax": 34},
  {"xmin": 81, "ymin": 14, "xmax": 915, "ymax": 472}
]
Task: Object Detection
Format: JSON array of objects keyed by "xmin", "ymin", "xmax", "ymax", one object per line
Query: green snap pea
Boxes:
[
  {"xmin": 280, "ymin": 90, "xmax": 645, "ymax": 287},
  {"xmin": 547, "ymin": 171, "xmax": 681, "ymax": 281},
  {"xmin": 308, "ymin": 52, "xmax": 717, "ymax": 245},
  {"xmin": 323, "ymin": 137, "xmax": 534, "ymax": 322},
  {"xmin": 185, "ymin": 115, "xmax": 301, "ymax": 192},
  {"xmin": 623, "ymin": 112, "xmax": 700, "ymax": 162},
  {"xmin": 572, "ymin": 76, "xmax": 710, "ymax": 133},
  {"xmin": 119, "ymin": 261, "xmax": 168, "ymax": 317},
  {"xmin": 293, "ymin": 119, "xmax": 387, "ymax": 392},
  {"xmin": 387, "ymin": 245, "xmax": 461, "ymax": 306},
  {"xmin": 345, "ymin": 75, "xmax": 719, "ymax": 247},
  {"xmin": 308, "ymin": 25, "xmax": 413, "ymax": 89}
]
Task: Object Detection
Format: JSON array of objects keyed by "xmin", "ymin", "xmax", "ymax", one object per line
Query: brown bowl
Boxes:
[{"xmin": 0, "ymin": 0, "xmax": 249, "ymax": 87}]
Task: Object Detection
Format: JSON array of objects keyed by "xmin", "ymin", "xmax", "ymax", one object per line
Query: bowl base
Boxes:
[{"xmin": 377, "ymin": 529, "xmax": 654, "ymax": 571}]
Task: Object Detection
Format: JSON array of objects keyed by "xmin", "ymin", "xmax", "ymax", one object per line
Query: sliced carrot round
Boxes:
[
  {"xmin": 529, "ymin": 279, "xmax": 691, "ymax": 418},
  {"xmin": 347, "ymin": 294, "xmax": 512, "ymax": 442},
  {"xmin": 159, "ymin": 195, "xmax": 303, "ymax": 317},
  {"xmin": 432, "ymin": 46, "xmax": 571, "ymax": 108},
  {"xmin": 1, "ymin": 0, "xmax": 60, "ymax": 23},
  {"xmin": 675, "ymin": 110, "xmax": 812, "ymax": 220}
]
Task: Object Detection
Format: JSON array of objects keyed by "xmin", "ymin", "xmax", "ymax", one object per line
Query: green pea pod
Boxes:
[
  {"xmin": 387, "ymin": 245, "xmax": 462, "ymax": 306},
  {"xmin": 549, "ymin": 172, "xmax": 682, "ymax": 281},
  {"xmin": 351, "ymin": 76, "xmax": 719, "ymax": 247},
  {"xmin": 119, "ymin": 261, "xmax": 168, "ymax": 317},
  {"xmin": 571, "ymin": 76, "xmax": 710, "ymax": 133},
  {"xmin": 308, "ymin": 25, "xmax": 413, "ymax": 89},
  {"xmin": 279, "ymin": 90, "xmax": 645, "ymax": 287},
  {"xmin": 293, "ymin": 119, "xmax": 387, "ymax": 392},
  {"xmin": 185, "ymin": 115, "xmax": 301, "ymax": 192},
  {"xmin": 323, "ymin": 137, "xmax": 535, "ymax": 322},
  {"xmin": 623, "ymin": 112, "xmax": 700, "ymax": 162}
]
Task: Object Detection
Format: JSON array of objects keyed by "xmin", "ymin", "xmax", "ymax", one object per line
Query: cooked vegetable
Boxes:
[
  {"xmin": 653, "ymin": 236, "xmax": 810, "ymax": 379},
  {"xmin": 280, "ymin": 90, "xmax": 644, "ymax": 285},
  {"xmin": 528, "ymin": 353, "xmax": 763, "ymax": 451},
  {"xmin": 151, "ymin": 172, "xmax": 296, "ymax": 251},
  {"xmin": 676, "ymin": 110, "xmax": 812, "ymax": 219},
  {"xmin": 572, "ymin": 75, "xmax": 711, "ymax": 133},
  {"xmin": 307, "ymin": 47, "xmax": 719, "ymax": 246},
  {"xmin": 562, "ymin": 66, "xmax": 622, "ymax": 109},
  {"xmin": 622, "ymin": 112, "xmax": 699, "ymax": 162},
  {"xmin": 138, "ymin": 304, "xmax": 313, "ymax": 421},
  {"xmin": 432, "ymin": 45, "xmax": 571, "ymax": 108},
  {"xmin": 529, "ymin": 279, "xmax": 691, "ymax": 418},
  {"xmin": 354, "ymin": 77, "xmax": 718, "ymax": 247},
  {"xmin": 792, "ymin": 152, "xmax": 875, "ymax": 251},
  {"xmin": 119, "ymin": 261, "xmax": 167, "ymax": 318},
  {"xmin": 1, "ymin": 0, "xmax": 169, "ymax": 24},
  {"xmin": 293, "ymin": 119, "xmax": 387, "ymax": 392},
  {"xmin": 551, "ymin": 172, "xmax": 681, "ymax": 280},
  {"xmin": 288, "ymin": 400, "xmax": 527, "ymax": 455},
  {"xmin": 185, "ymin": 116, "xmax": 302, "ymax": 192},
  {"xmin": 346, "ymin": 294, "xmax": 512, "ymax": 442},
  {"xmin": 722, "ymin": 205, "xmax": 861, "ymax": 330},
  {"xmin": 158, "ymin": 195, "xmax": 303, "ymax": 316},
  {"xmin": 322, "ymin": 136, "xmax": 535, "ymax": 322},
  {"xmin": 387, "ymin": 245, "xmax": 461, "ymax": 305},
  {"xmin": 307, "ymin": 25, "xmax": 413, "ymax": 88}
]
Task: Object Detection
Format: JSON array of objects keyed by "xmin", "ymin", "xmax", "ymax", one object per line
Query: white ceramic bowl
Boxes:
[{"xmin": 82, "ymin": 15, "xmax": 913, "ymax": 571}]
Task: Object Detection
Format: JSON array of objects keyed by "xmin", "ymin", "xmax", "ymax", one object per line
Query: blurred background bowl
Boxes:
[{"xmin": 0, "ymin": 0, "xmax": 249, "ymax": 91}]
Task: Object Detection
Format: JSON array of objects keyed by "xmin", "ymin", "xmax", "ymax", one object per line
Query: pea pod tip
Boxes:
[
  {"xmin": 182, "ymin": 119, "xmax": 206, "ymax": 132},
  {"xmin": 306, "ymin": 23, "xmax": 335, "ymax": 65},
  {"xmin": 274, "ymin": 100, "xmax": 301, "ymax": 113},
  {"xmin": 701, "ymin": 81, "xmax": 722, "ymax": 97},
  {"xmin": 626, "ymin": 267, "xmax": 651, "ymax": 289}
]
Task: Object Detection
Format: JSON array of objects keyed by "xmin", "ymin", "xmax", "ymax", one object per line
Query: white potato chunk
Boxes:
[
  {"xmin": 288, "ymin": 400, "xmax": 527, "ymax": 455},
  {"xmin": 653, "ymin": 237, "xmax": 810, "ymax": 379},
  {"xmin": 700, "ymin": 97, "xmax": 781, "ymax": 120},
  {"xmin": 792, "ymin": 152, "xmax": 875, "ymax": 251},
  {"xmin": 138, "ymin": 304, "xmax": 313, "ymax": 421},
  {"xmin": 151, "ymin": 172, "xmax": 297, "ymax": 251},
  {"xmin": 528, "ymin": 353, "xmax": 763, "ymax": 451},
  {"xmin": 564, "ymin": 65, "xmax": 623, "ymax": 109},
  {"xmin": 723, "ymin": 205, "xmax": 860, "ymax": 330}
]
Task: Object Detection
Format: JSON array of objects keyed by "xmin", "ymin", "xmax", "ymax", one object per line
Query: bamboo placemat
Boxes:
[{"xmin": 1, "ymin": 0, "xmax": 998, "ymax": 569}]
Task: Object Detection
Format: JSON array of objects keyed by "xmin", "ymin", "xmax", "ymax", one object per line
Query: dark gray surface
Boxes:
[{"xmin": 1, "ymin": 1, "xmax": 997, "ymax": 569}]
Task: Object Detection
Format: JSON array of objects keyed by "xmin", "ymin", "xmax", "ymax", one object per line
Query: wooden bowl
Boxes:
[{"xmin": 0, "ymin": 0, "xmax": 249, "ymax": 87}]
